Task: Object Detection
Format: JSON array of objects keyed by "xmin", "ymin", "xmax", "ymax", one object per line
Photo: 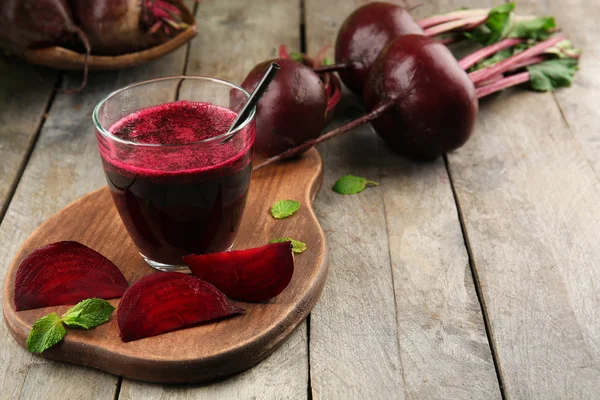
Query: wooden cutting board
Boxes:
[{"xmin": 2, "ymin": 149, "xmax": 327, "ymax": 384}]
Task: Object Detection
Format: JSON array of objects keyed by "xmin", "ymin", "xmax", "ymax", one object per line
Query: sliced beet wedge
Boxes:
[
  {"xmin": 182, "ymin": 242, "xmax": 294, "ymax": 302},
  {"xmin": 118, "ymin": 272, "xmax": 244, "ymax": 342},
  {"xmin": 14, "ymin": 241, "xmax": 128, "ymax": 311}
]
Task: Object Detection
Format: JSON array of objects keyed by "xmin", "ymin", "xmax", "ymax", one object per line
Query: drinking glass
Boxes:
[{"xmin": 93, "ymin": 76, "xmax": 256, "ymax": 272}]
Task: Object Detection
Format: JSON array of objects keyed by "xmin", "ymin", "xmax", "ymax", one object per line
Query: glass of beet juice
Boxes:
[{"xmin": 93, "ymin": 77, "xmax": 256, "ymax": 272}]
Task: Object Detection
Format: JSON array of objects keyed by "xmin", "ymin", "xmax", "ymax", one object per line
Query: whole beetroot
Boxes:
[
  {"xmin": 71, "ymin": 0, "xmax": 190, "ymax": 55},
  {"xmin": 0, "ymin": 0, "xmax": 90, "ymax": 91},
  {"xmin": 333, "ymin": 2, "xmax": 423, "ymax": 95},
  {"xmin": 363, "ymin": 35, "xmax": 478, "ymax": 160},
  {"xmin": 0, "ymin": 0, "xmax": 85, "ymax": 53},
  {"xmin": 241, "ymin": 58, "xmax": 328, "ymax": 158},
  {"xmin": 254, "ymin": 35, "xmax": 478, "ymax": 170}
]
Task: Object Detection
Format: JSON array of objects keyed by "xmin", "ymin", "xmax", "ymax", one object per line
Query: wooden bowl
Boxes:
[{"xmin": 21, "ymin": 7, "xmax": 197, "ymax": 71}]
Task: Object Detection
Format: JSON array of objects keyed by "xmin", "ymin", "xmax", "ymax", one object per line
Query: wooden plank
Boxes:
[
  {"xmin": 385, "ymin": 1, "xmax": 500, "ymax": 398},
  {"xmin": 310, "ymin": 95, "xmax": 406, "ymax": 400},
  {"xmin": 446, "ymin": 0, "xmax": 600, "ymax": 398},
  {"xmin": 0, "ymin": 42, "xmax": 189, "ymax": 400},
  {"xmin": 305, "ymin": 3, "xmax": 403, "ymax": 398},
  {"xmin": 537, "ymin": 0, "xmax": 600, "ymax": 178},
  {"xmin": 380, "ymin": 154, "xmax": 500, "ymax": 400},
  {"xmin": 120, "ymin": 327, "xmax": 308, "ymax": 399},
  {"xmin": 305, "ymin": 1, "xmax": 500, "ymax": 398},
  {"xmin": 0, "ymin": 61, "xmax": 57, "ymax": 217},
  {"xmin": 121, "ymin": 0, "xmax": 309, "ymax": 397}
]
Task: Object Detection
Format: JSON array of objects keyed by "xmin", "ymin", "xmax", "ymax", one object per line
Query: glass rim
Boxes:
[{"xmin": 92, "ymin": 75, "xmax": 255, "ymax": 148}]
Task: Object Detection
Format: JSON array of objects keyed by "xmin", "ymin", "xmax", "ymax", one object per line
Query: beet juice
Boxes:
[{"xmin": 97, "ymin": 100, "xmax": 255, "ymax": 268}]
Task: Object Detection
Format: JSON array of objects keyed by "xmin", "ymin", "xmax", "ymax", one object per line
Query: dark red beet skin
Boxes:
[
  {"xmin": 364, "ymin": 35, "xmax": 478, "ymax": 160},
  {"xmin": 0, "ymin": 0, "xmax": 80, "ymax": 53},
  {"xmin": 335, "ymin": 2, "xmax": 423, "ymax": 95},
  {"xmin": 183, "ymin": 242, "xmax": 295, "ymax": 302},
  {"xmin": 241, "ymin": 58, "xmax": 327, "ymax": 157},
  {"xmin": 14, "ymin": 241, "xmax": 128, "ymax": 311},
  {"xmin": 118, "ymin": 272, "xmax": 244, "ymax": 342}
]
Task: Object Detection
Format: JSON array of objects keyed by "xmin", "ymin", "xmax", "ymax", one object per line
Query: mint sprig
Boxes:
[
  {"xmin": 333, "ymin": 175, "xmax": 379, "ymax": 195},
  {"xmin": 26, "ymin": 313, "xmax": 66, "ymax": 353},
  {"xmin": 26, "ymin": 298, "xmax": 115, "ymax": 353},
  {"xmin": 271, "ymin": 200, "xmax": 301, "ymax": 219},
  {"xmin": 270, "ymin": 238, "xmax": 307, "ymax": 254},
  {"xmin": 61, "ymin": 298, "xmax": 115, "ymax": 329}
]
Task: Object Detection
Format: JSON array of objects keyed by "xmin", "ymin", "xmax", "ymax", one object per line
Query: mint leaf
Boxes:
[
  {"xmin": 271, "ymin": 200, "xmax": 300, "ymax": 219},
  {"xmin": 61, "ymin": 298, "xmax": 115, "ymax": 329},
  {"xmin": 322, "ymin": 57, "xmax": 333, "ymax": 66},
  {"xmin": 269, "ymin": 238, "xmax": 307, "ymax": 254},
  {"xmin": 333, "ymin": 175, "xmax": 379, "ymax": 195},
  {"xmin": 290, "ymin": 52, "xmax": 304, "ymax": 62},
  {"xmin": 26, "ymin": 312, "xmax": 66, "ymax": 353},
  {"xmin": 527, "ymin": 59, "xmax": 578, "ymax": 92},
  {"xmin": 509, "ymin": 16, "xmax": 556, "ymax": 41}
]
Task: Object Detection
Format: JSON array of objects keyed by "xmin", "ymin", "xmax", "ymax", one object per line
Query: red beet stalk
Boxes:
[
  {"xmin": 476, "ymin": 72, "xmax": 530, "ymax": 98},
  {"xmin": 423, "ymin": 15, "xmax": 488, "ymax": 37},
  {"xmin": 418, "ymin": 8, "xmax": 490, "ymax": 29},
  {"xmin": 469, "ymin": 35, "xmax": 567, "ymax": 85},
  {"xmin": 458, "ymin": 37, "xmax": 523, "ymax": 70}
]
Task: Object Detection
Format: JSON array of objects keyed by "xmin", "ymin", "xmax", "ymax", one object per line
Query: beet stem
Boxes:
[
  {"xmin": 438, "ymin": 35, "xmax": 462, "ymax": 45},
  {"xmin": 313, "ymin": 62, "xmax": 353, "ymax": 73},
  {"xmin": 253, "ymin": 99, "xmax": 394, "ymax": 171},
  {"xmin": 475, "ymin": 55, "xmax": 549, "ymax": 87},
  {"xmin": 458, "ymin": 38, "xmax": 523, "ymax": 70},
  {"xmin": 507, "ymin": 55, "xmax": 547, "ymax": 72},
  {"xmin": 63, "ymin": 27, "xmax": 90, "ymax": 93},
  {"xmin": 279, "ymin": 44, "xmax": 290, "ymax": 59},
  {"xmin": 424, "ymin": 15, "xmax": 487, "ymax": 37},
  {"xmin": 469, "ymin": 35, "xmax": 567, "ymax": 85},
  {"xmin": 476, "ymin": 72, "xmax": 530, "ymax": 98},
  {"xmin": 418, "ymin": 9, "xmax": 489, "ymax": 29}
]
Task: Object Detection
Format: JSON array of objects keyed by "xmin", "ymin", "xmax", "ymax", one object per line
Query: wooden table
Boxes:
[{"xmin": 1, "ymin": 0, "xmax": 598, "ymax": 398}]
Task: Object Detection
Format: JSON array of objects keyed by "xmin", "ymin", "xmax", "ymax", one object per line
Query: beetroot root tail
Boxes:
[
  {"xmin": 253, "ymin": 99, "xmax": 395, "ymax": 171},
  {"xmin": 64, "ymin": 27, "xmax": 90, "ymax": 94}
]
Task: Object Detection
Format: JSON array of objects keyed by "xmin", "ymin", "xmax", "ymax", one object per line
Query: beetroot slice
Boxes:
[
  {"xmin": 118, "ymin": 272, "xmax": 244, "ymax": 342},
  {"xmin": 182, "ymin": 242, "xmax": 295, "ymax": 302},
  {"xmin": 14, "ymin": 241, "xmax": 128, "ymax": 311}
]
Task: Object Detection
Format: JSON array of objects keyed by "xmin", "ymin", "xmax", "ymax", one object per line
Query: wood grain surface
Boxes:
[
  {"xmin": 0, "ymin": 27, "xmax": 190, "ymax": 400},
  {"xmin": 0, "ymin": 61, "xmax": 57, "ymax": 217},
  {"xmin": 305, "ymin": 1, "xmax": 500, "ymax": 399},
  {"xmin": 120, "ymin": 0, "xmax": 311, "ymax": 397},
  {"xmin": 3, "ymin": 147, "xmax": 326, "ymax": 384},
  {"xmin": 2, "ymin": 0, "xmax": 599, "ymax": 398},
  {"xmin": 444, "ymin": 0, "xmax": 600, "ymax": 398}
]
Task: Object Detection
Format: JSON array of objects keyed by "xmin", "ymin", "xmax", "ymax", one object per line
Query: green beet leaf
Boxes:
[
  {"xmin": 333, "ymin": 175, "xmax": 379, "ymax": 195},
  {"xmin": 509, "ymin": 16, "xmax": 556, "ymax": 41},
  {"xmin": 26, "ymin": 312, "xmax": 67, "ymax": 353},
  {"xmin": 271, "ymin": 200, "xmax": 301, "ymax": 219},
  {"xmin": 464, "ymin": 3, "xmax": 515, "ymax": 45},
  {"xmin": 544, "ymin": 40, "xmax": 582, "ymax": 59},
  {"xmin": 290, "ymin": 52, "xmax": 304, "ymax": 62},
  {"xmin": 61, "ymin": 298, "xmax": 115, "ymax": 329},
  {"xmin": 527, "ymin": 59, "xmax": 579, "ymax": 92},
  {"xmin": 269, "ymin": 238, "xmax": 307, "ymax": 254}
]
